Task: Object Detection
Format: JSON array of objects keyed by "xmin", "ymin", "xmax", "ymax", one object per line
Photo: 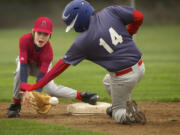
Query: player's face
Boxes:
[{"xmin": 33, "ymin": 31, "xmax": 51, "ymax": 48}]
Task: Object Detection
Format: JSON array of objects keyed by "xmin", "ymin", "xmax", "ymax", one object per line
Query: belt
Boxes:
[{"xmin": 115, "ymin": 59, "xmax": 143, "ymax": 76}]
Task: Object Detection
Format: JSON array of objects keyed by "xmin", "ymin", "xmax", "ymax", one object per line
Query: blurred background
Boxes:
[{"xmin": 0, "ymin": 0, "xmax": 180, "ymax": 29}]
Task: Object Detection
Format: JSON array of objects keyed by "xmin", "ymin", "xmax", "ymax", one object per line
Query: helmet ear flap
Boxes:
[{"xmin": 74, "ymin": 7, "xmax": 79, "ymax": 10}]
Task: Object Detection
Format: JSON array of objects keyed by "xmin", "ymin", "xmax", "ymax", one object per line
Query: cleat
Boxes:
[
  {"xmin": 125, "ymin": 100, "xmax": 146, "ymax": 125},
  {"xmin": 106, "ymin": 106, "xmax": 112, "ymax": 117},
  {"xmin": 7, "ymin": 102, "xmax": 21, "ymax": 118},
  {"xmin": 80, "ymin": 92, "xmax": 99, "ymax": 105}
]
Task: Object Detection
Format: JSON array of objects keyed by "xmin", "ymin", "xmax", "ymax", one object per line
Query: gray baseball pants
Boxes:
[{"xmin": 103, "ymin": 60, "xmax": 145, "ymax": 123}]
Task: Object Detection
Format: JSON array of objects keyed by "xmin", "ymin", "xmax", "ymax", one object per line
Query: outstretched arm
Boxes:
[
  {"xmin": 20, "ymin": 59, "xmax": 70, "ymax": 91},
  {"xmin": 127, "ymin": 10, "xmax": 144, "ymax": 35}
]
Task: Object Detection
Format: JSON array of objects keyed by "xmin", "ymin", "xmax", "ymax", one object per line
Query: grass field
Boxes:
[
  {"xmin": 0, "ymin": 25, "xmax": 180, "ymax": 135},
  {"xmin": 0, "ymin": 119, "xmax": 107, "ymax": 135}
]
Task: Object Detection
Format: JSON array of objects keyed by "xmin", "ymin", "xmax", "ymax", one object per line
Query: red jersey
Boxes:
[{"xmin": 19, "ymin": 33, "xmax": 53, "ymax": 74}]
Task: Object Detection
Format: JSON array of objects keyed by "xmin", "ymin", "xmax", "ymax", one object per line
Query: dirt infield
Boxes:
[{"xmin": 1, "ymin": 102, "xmax": 180, "ymax": 135}]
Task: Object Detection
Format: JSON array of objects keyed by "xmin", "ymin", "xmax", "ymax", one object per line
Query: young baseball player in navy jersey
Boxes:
[
  {"xmin": 7, "ymin": 16, "xmax": 98, "ymax": 118},
  {"xmin": 20, "ymin": 0, "xmax": 146, "ymax": 124}
]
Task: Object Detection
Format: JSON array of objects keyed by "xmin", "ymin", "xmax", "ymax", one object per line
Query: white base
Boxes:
[{"xmin": 67, "ymin": 102, "xmax": 111, "ymax": 115}]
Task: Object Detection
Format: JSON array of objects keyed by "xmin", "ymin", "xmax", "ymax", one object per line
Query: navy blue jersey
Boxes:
[{"xmin": 63, "ymin": 6, "xmax": 142, "ymax": 72}]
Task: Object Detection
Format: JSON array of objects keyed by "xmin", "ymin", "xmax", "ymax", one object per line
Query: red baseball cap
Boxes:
[{"xmin": 33, "ymin": 17, "xmax": 53, "ymax": 34}]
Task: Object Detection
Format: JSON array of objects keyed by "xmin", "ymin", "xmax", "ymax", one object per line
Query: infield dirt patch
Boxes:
[{"xmin": 1, "ymin": 102, "xmax": 180, "ymax": 135}]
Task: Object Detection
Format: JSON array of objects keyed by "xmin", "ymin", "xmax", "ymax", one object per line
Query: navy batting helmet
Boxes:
[{"xmin": 62, "ymin": 0, "xmax": 94, "ymax": 32}]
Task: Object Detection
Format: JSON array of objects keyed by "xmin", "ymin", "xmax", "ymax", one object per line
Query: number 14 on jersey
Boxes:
[{"xmin": 99, "ymin": 27, "xmax": 123, "ymax": 54}]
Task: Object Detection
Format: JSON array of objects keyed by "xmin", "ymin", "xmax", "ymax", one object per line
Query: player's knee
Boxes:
[
  {"xmin": 103, "ymin": 74, "xmax": 110, "ymax": 85},
  {"xmin": 102, "ymin": 74, "xmax": 111, "ymax": 95}
]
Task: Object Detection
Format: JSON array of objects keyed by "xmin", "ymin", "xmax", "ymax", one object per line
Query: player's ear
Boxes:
[{"xmin": 32, "ymin": 29, "xmax": 35, "ymax": 38}]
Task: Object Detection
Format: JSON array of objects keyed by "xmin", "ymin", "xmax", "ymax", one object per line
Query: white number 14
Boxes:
[{"xmin": 99, "ymin": 27, "xmax": 123, "ymax": 54}]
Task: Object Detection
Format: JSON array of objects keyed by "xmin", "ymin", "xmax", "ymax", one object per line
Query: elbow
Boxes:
[{"xmin": 133, "ymin": 10, "xmax": 144, "ymax": 24}]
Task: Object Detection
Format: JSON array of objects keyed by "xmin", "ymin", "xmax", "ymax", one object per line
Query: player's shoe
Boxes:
[
  {"xmin": 80, "ymin": 92, "xmax": 99, "ymax": 105},
  {"xmin": 106, "ymin": 106, "xmax": 112, "ymax": 117},
  {"xmin": 106, "ymin": 101, "xmax": 146, "ymax": 125},
  {"xmin": 124, "ymin": 100, "xmax": 146, "ymax": 125},
  {"xmin": 7, "ymin": 102, "xmax": 21, "ymax": 118}
]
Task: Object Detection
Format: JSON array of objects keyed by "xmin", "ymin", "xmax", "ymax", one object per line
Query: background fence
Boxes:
[{"xmin": 0, "ymin": 0, "xmax": 180, "ymax": 28}]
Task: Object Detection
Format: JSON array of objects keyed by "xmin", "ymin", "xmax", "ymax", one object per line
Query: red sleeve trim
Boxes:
[
  {"xmin": 127, "ymin": 10, "xmax": 144, "ymax": 35},
  {"xmin": 19, "ymin": 38, "xmax": 28, "ymax": 64}
]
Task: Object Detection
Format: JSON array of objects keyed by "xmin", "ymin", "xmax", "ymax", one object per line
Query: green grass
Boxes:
[
  {"xmin": 0, "ymin": 119, "xmax": 107, "ymax": 135},
  {"xmin": 0, "ymin": 25, "xmax": 180, "ymax": 135},
  {"xmin": 134, "ymin": 25, "xmax": 180, "ymax": 101}
]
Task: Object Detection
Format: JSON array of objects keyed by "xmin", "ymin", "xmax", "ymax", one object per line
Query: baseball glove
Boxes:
[{"xmin": 23, "ymin": 91, "xmax": 52, "ymax": 114}]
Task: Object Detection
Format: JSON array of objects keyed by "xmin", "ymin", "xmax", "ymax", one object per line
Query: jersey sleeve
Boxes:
[
  {"xmin": 109, "ymin": 6, "xmax": 134, "ymax": 25},
  {"xmin": 19, "ymin": 37, "xmax": 28, "ymax": 64},
  {"xmin": 35, "ymin": 72, "xmax": 45, "ymax": 92},
  {"xmin": 20, "ymin": 63, "xmax": 28, "ymax": 82},
  {"xmin": 126, "ymin": 10, "xmax": 144, "ymax": 35},
  {"xmin": 62, "ymin": 42, "xmax": 86, "ymax": 66}
]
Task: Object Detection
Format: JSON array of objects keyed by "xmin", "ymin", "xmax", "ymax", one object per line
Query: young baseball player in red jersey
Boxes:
[
  {"xmin": 20, "ymin": 0, "xmax": 146, "ymax": 124},
  {"xmin": 7, "ymin": 17, "xmax": 98, "ymax": 118}
]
